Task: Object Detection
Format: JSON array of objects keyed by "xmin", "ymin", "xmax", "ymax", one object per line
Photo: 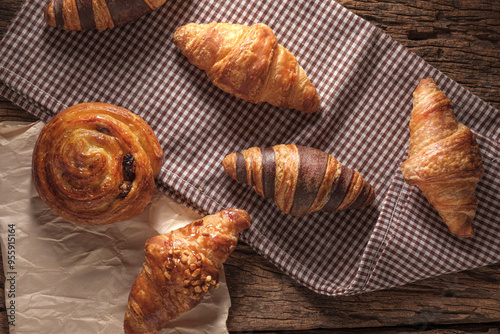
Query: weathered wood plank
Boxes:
[
  {"xmin": 225, "ymin": 244, "xmax": 500, "ymax": 332},
  {"xmin": 244, "ymin": 323, "xmax": 500, "ymax": 334},
  {"xmin": 0, "ymin": 0, "xmax": 499, "ymax": 333},
  {"xmin": 0, "ymin": 96, "xmax": 38, "ymax": 122},
  {"xmin": 336, "ymin": 0, "xmax": 500, "ymax": 109}
]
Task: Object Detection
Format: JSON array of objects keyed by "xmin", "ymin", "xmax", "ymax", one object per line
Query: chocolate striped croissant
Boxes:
[
  {"xmin": 222, "ymin": 145, "xmax": 375, "ymax": 216},
  {"xmin": 32, "ymin": 102, "xmax": 164, "ymax": 225},
  {"xmin": 173, "ymin": 22, "xmax": 321, "ymax": 113},
  {"xmin": 401, "ymin": 79, "xmax": 484, "ymax": 238},
  {"xmin": 44, "ymin": 0, "xmax": 167, "ymax": 31},
  {"xmin": 124, "ymin": 208, "xmax": 251, "ymax": 334}
]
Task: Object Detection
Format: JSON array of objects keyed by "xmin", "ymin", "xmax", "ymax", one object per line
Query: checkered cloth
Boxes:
[{"xmin": 1, "ymin": 0, "xmax": 499, "ymax": 296}]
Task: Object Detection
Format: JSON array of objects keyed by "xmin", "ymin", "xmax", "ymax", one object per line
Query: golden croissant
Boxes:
[
  {"xmin": 401, "ymin": 78, "xmax": 484, "ymax": 238},
  {"xmin": 124, "ymin": 208, "xmax": 251, "ymax": 334},
  {"xmin": 32, "ymin": 102, "xmax": 164, "ymax": 225},
  {"xmin": 222, "ymin": 145, "xmax": 375, "ymax": 216},
  {"xmin": 173, "ymin": 22, "xmax": 321, "ymax": 113},
  {"xmin": 44, "ymin": 0, "xmax": 168, "ymax": 30}
]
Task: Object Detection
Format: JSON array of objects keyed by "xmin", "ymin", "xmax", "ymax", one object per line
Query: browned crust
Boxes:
[
  {"xmin": 401, "ymin": 124, "xmax": 484, "ymax": 185},
  {"xmin": 242, "ymin": 147, "xmax": 264, "ymax": 197},
  {"xmin": 92, "ymin": 0, "xmax": 114, "ymax": 30},
  {"xmin": 401, "ymin": 78, "xmax": 483, "ymax": 238},
  {"xmin": 32, "ymin": 102, "xmax": 163, "ymax": 225},
  {"xmin": 306, "ymin": 155, "xmax": 341, "ymax": 214},
  {"xmin": 273, "ymin": 144, "xmax": 299, "ymax": 214},
  {"xmin": 62, "ymin": 0, "xmax": 82, "ymax": 31},
  {"xmin": 222, "ymin": 153, "xmax": 237, "ymax": 181},
  {"xmin": 143, "ymin": 0, "xmax": 165, "ymax": 10},
  {"xmin": 358, "ymin": 185, "xmax": 376, "ymax": 209},
  {"xmin": 208, "ymin": 23, "xmax": 278, "ymax": 103},
  {"xmin": 336, "ymin": 172, "xmax": 364, "ymax": 211},
  {"xmin": 223, "ymin": 145, "xmax": 375, "ymax": 216},
  {"xmin": 44, "ymin": 2, "xmax": 57, "ymax": 27},
  {"xmin": 124, "ymin": 209, "xmax": 250, "ymax": 333},
  {"xmin": 173, "ymin": 22, "xmax": 320, "ymax": 113}
]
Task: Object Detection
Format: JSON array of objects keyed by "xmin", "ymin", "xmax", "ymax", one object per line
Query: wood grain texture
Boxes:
[
  {"xmin": 337, "ymin": 0, "xmax": 500, "ymax": 109},
  {"xmin": 225, "ymin": 244, "xmax": 500, "ymax": 332},
  {"xmin": 0, "ymin": 96, "xmax": 38, "ymax": 122},
  {"xmin": 0, "ymin": 0, "xmax": 499, "ymax": 333}
]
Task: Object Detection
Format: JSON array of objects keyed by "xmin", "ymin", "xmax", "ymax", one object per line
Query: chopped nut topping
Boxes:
[{"xmin": 191, "ymin": 268, "xmax": 201, "ymax": 277}]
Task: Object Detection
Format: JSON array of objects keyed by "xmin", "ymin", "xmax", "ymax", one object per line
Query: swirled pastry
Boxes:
[{"xmin": 32, "ymin": 102, "xmax": 164, "ymax": 225}]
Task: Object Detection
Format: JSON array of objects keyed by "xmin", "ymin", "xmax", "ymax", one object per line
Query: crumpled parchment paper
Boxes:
[{"xmin": 0, "ymin": 121, "xmax": 231, "ymax": 334}]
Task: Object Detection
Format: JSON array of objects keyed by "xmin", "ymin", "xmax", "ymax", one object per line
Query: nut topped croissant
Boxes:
[
  {"xmin": 32, "ymin": 102, "xmax": 164, "ymax": 225},
  {"xmin": 124, "ymin": 208, "xmax": 251, "ymax": 334},
  {"xmin": 401, "ymin": 79, "xmax": 484, "ymax": 238},
  {"xmin": 173, "ymin": 22, "xmax": 321, "ymax": 113}
]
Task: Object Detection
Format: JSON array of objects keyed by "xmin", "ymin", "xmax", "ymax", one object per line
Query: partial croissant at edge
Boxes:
[
  {"xmin": 401, "ymin": 78, "xmax": 484, "ymax": 238},
  {"xmin": 173, "ymin": 22, "xmax": 321, "ymax": 113},
  {"xmin": 124, "ymin": 208, "xmax": 251, "ymax": 334},
  {"xmin": 222, "ymin": 145, "xmax": 375, "ymax": 216},
  {"xmin": 44, "ymin": 0, "xmax": 168, "ymax": 31}
]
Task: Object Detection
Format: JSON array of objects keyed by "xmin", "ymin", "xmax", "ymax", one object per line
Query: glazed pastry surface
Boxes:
[
  {"xmin": 223, "ymin": 145, "xmax": 375, "ymax": 216},
  {"xmin": 32, "ymin": 102, "xmax": 164, "ymax": 225},
  {"xmin": 401, "ymin": 78, "xmax": 484, "ymax": 238},
  {"xmin": 124, "ymin": 208, "xmax": 251, "ymax": 334},
  {"xmin": 173, "ymin": 22, "xmax": 321, "ymax": 113}
]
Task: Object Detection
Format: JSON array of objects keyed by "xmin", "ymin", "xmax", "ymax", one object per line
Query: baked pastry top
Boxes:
[
  {"xmin": 124, "ymin": 208, "xmax": 251, "ymax": 334},
  {"xmin": 32, "ymin": 102, "xmax": 164, "ymax": 225}
]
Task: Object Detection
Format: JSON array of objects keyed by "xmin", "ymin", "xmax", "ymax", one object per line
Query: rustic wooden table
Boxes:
[{"xmin": 1, "ymin": 0, "xmax": 499, "ymax": 333}]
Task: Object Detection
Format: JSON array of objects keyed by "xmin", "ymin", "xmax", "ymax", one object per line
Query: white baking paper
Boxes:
[{"xmin": 0, "ymin": 121, "xmax": 231, "ymax": 334}]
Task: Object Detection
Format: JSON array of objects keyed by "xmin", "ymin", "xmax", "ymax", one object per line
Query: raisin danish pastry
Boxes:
[
  {"xmin": 32, "ymin": 102, "xmax": 164, "ymax": 225},
  {"xmin": 124, "ymin": 208, "xmax": 251, "ymax": 334},
  {"xmin": 222, "ymin": 145, "xmax": 375, "ymax": 216}
]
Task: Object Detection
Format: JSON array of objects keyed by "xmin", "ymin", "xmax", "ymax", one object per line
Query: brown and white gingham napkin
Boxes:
[{"xmin": 1, "ymin": 0, "xmax": 499, "ymax": 296}]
